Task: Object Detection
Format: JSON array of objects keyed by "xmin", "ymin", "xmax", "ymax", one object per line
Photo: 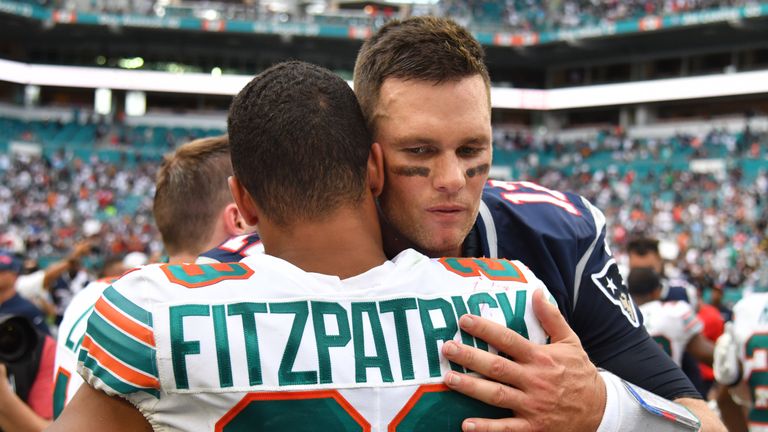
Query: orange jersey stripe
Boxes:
[
  {"xmin": 81, "ymin": 335, "xmax": 160, "ymax": 389},
  {"xmin": 95, "ymin": 297, "xmax": 155, "ymax": 347},
  {"xmin": 211, "ymin": 262, "xmax": 235, "ymax": 272}
]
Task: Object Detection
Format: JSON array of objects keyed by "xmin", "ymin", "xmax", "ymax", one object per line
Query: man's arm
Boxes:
[
  {"xmin": 0, "ymin": 363, "xmax": 51, "ymax": 432},
  {"xmin": 45, "ymin": 384, "xmax": 152, "ymax": 432},
  {"xmin": 686, "ymin": 334, "xmax": 715, "ymax": 366},
  {"xmin": 442, "ymin": 290, "xmax": 726, "ymax": 432},
  {"xmin": 41, "ymin": 240, "xmax": 93, "ymax": 290},
  {"xmin": 715, "ymin": 385, "xmax": 748, "ymax": 432}
]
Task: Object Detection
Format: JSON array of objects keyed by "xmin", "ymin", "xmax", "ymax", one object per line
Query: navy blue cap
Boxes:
[{"xmin": 0, "ymin": 250, "xmax": 22, "ymax": 273}]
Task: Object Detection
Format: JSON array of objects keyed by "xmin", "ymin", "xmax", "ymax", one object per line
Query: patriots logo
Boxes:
[{"xmin": 591, "ymin": 260, "xmax": 640, "ymax": 327}]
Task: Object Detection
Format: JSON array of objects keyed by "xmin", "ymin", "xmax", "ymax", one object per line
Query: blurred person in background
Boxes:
[
  {"xmin": 696, "ymin": 279, "xmax": 730, "ymax": 399},
  {"xmin": 97, "ymin": 255, "xmax": 127, "ymax": 279},
  {"xmin": 628, "ymin": 267, "xmax": 714, "ymax": 369},
  {"xmin": 713, "ymin": 271, "xmax": 768, "ymax": 432},
  {"xmin": 709, "ymin": 283, "xmax": 734, "ymax": 323},
  {"xmin": 627, "ymin": 236, "xmax": 699, "ymax": 308},
  {"xmin": 0, "ymin": 251, "xmax": 55, "ymax": 432},
  {"xmin": 52, "ymin": 134, "xmax": 251, "ymax": 418},
  {"xmin": 0, "ymin": 251, "xmax": 49, "ymax": 336},
  {"xmin": 14, "ymin": 239, "xmax": 95, "ymax": 328},
  {"xmin": 628, "ymin": 235, "xmax": 707, "ymax": 396}
]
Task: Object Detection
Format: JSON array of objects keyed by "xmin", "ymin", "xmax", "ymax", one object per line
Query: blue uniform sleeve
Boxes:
[
  {"xmin": 475, "ymin": 182, "xmax": 700, "ymax": 400},
  {"xmin": 570, "ymin": 222, "xmax": 700, "ymax": 399}
]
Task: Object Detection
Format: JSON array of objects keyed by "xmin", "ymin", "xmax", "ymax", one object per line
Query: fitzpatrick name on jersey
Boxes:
[
  {"xmin": 158, "ymin": 288, "xmax": 532, "ymax": 392},
  {"xmin": 77, "ymin": 250, "xmax": 551, "ymax": 431}
]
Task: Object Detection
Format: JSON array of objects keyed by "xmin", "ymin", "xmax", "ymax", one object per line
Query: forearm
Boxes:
[
  {"xmin": 674, "ymin": 398, "xmax": 726, "ymax": 432},
  {"xmin": 41, "ymin": 260, "xmax": 71, "ymax": 290},
  {"xmin": 0, "ymin": 384, "xmax": 51, "ymax": 432},
  {"xmin": 715, "ymin": 386, "xmax": 748, "ymax": 432}
]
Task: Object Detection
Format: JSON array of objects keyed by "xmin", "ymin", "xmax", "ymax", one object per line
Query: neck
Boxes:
[
  {"xmin": 262, "ymin": 198, "xmax": 387, "ymax": 280},
  {"xmin": 167, "ymin": 253, "xmax": 199, "ymax": 265},
  {"xmin": 167, "ymin": 231, "xmax": 239, "ymax": 265},
  {"xmin": 380, "ymin": 217, "xmax": 416, "ymax": 259},
  {"xmin": 379, "ymin": 212, "xmax": 462, "ymax": 259}
]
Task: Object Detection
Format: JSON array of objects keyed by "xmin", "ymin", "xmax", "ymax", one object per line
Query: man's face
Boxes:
[
  {"xmin": 373, "ymin": 75, "xmax": 492, "ymax": 257},
  {"xmin": 628, "ymin": 252, "xmax": 663, "ymax": 273}
]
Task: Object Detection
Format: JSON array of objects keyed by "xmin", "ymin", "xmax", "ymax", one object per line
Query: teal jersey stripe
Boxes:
[
  {"xmin": 52, "ymin": 370, "xmax": 70, "ymax": 419},
  {"xmin": 86, "ymin": 312, "xmax": 158, "ymax": 378},
  {"xmin": 64, "ymin": 305, "xmax": 94, "ymax": 351},
  {"xmin": 103, "ymin": 286, "xmax": 154, "ymax": 328},
  {"xmin": 81, "ymin": 351, "xmax": 160, "ymax": 398}
]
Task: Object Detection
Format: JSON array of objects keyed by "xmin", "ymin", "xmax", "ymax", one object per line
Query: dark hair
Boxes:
[
  {"xmin": 99, "ymin": 255, "xmax": 125, "ymax": 278},
  {"xmin": 627, "ymin": 267, "xmax": 661, "ymax": 296},
  {"xmin": 228, "ymin": 61, "xmax": 372, "ymax": 227},
  {"xmin": 353, "ymin": 16, "xmax": 490, "ymax": 134},
  {"xmin": 626, "ymin": 237, "xmax": 660, "ymax": 256},
  {"xmin": 153, "ymin": 135, "xmax": 232, "ymax": 256}
]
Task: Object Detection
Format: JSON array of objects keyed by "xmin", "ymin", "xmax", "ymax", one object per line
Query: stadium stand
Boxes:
[
  {"xmin": 51, "ymin": 0, "xmax": 768, "ymax": 32},
  {"xmin": 1, "ymin": 101, "xmax": 764, "ymax": 309}
]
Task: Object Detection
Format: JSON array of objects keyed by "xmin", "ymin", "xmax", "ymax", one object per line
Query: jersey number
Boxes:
[
  {"xmin": 215, "ymin": 384, "xmax": 510, "ymax": 431},
  {"xmin": 162, "ymin": 263, "xmax": 253, "ymax": 288},
  {"xmin": 488, "ymin": 180, "xmax": 580, "ymax": 216},
  {"xmin": 746, "ymin": 334, "xmax": 768, "ymax": 424},
  {"xmin": 219, "ymin": 235, "xmax": 262, "ymax": 257},
  {"xmin": 439, "ymin": 257, "xmax": 527, "ymax": 282}
]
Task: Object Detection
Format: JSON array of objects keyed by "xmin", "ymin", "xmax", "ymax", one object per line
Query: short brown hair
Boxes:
[
  {"xmin": 153, "ymin": 135, "xmax": 233, "ymax": 256},
  {"xmin": 353, "ymin": 16, "xmax": 490, "ymax": 134}
]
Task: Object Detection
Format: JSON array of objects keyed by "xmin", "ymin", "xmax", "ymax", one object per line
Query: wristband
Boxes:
[{"xmin": 596, "ymin": 370, "xmax": 701, "ymax": 432}]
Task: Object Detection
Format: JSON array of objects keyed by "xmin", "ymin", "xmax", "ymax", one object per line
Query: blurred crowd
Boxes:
[
  {"xmin": 22, "ymin": 0, "xmax": 764, "ymax": 32},
  {"xmin": 1, "ymin": 122, "xmax": 766, "ymax": 305},
  {"xmin": 495, "ymin": 125, "xmax": 768, "ymax": 295},
  {"xmin": 440, "ymin": 0, "xmax": 761, "ymax": 31},
  {"xmin": 0, "ymin": 151, "xmax": 161, "ymax": 261},
  {"xmin": 0, "ymin": 116, "xmax": 764, "ymax": 430}
]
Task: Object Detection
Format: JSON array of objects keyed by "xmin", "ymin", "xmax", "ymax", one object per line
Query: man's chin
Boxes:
[{"xmin": 416, "ymin": 236, "xmax": 465, "ymax": 258}]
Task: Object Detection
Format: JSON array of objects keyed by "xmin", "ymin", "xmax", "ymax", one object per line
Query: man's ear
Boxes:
[
  {"xmin": 221, "ymin": 203, "xmax": 247, "ymax": 237},
  {"xmin": 228, "ymin": 176, "xmax": 260, "ymax": 226},
  {"xmin": 367, "ymin": 142, "xmax": 385, "ymax": 197}
]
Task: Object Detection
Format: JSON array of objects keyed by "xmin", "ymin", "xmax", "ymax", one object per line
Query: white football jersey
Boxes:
[
  {"xmin": 640, "ymin": 300, "xmax": 702, "ymax": 366},
  {"xmin": 731, "ymin": 292, "xmax": 768, "ymax": 431},
  {"xmin": 78, "ymin": 249, "xmax": 552, "ymax": 431},
  {"xmin": 52, "ymin": 277, "xmax": 115, "ymax": 418}
]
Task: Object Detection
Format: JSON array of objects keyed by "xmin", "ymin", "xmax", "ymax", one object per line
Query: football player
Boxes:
[
  {"xmin": 628, "ymin": 267, "xmax": 713, "ymax": 367},
  {"xmin": 52, "ymin": 135, "xmax": 249, "ymax": 417},
  {"xmin": 627, "ymin": 236, "xmax": 707, "ymax": 395},
  {"xmin": 353, "ymin": 16, "xmax": 722, "ymax": 431},
  {"xmin": 714, "ymin": 276, "xmax": 768, "ymax": 432},
  {"xmin": 49, "ymin": 61, "xmax": 560, "ymax": 431}
]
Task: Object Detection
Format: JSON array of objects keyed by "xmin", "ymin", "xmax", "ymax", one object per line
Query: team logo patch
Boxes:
[{"xmin": 591, "ymin": 260, "xmax": 640, "ymax": 327}]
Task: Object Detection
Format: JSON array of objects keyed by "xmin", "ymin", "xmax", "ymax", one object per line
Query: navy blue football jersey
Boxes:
[
  {"xmin": 196, "ymin": 233, "xmax": 264, "ymax": 264},
  {"xmin": 662, "ymin": 278, "xmax": 699, "ymax": 310},
  {"xmin": 465, "ymin": 180, "xmax": 699, "ymax": 400}
]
